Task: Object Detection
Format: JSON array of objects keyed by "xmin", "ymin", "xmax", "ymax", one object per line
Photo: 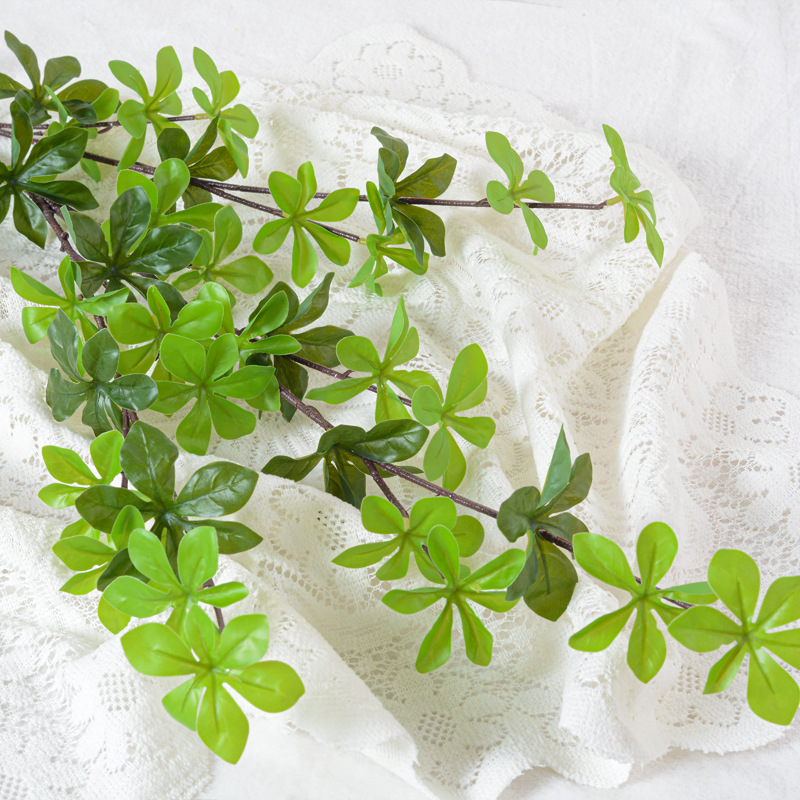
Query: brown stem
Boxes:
[
  {"xmin": 192, "ymin": 178, "xmax": 362, "ymax": 243},
  {"xmin": 0, "ymin": 114, "xmax": 201, "ymax": 131},
  {"xmin": 279, "ymin": 385, "xmax": 332, "ymax": 431},
  {"xmin": 27, "ymin": 193, "xmax": 82, "ymax": 262},
  {"xmin": 172, "ymin": 180, "xmax": 608, "ymax": 211},
  {"xmin": 363, "ymin": 459, "xmax": 408, "ymax": 518},
  {"xmin": 286, "ymin": 354, "xmax": 413, "ymax": 408},
  {"xmin": 202, "ymin": 579, "xmax": 227, "ymax": 631}
]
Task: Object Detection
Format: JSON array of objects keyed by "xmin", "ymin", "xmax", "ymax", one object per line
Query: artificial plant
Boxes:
[{"xmin": 2, "ymin": 32, "xmax": 797, "ymax": 768}]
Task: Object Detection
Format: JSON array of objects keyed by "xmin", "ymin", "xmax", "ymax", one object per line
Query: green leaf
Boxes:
[
  {"xmin": 348, "ymin": 419, "xmax": 428, "ymax": 463},
  {"xmin": 361, "ymin": 494, "xmax": 405, "ymax": 533},
  {"xmin": 426, "ymin": 526, "xmax": 460, "ymax": 585},
  {"xmin": 704, "ymin": 645, "xmax": 747, "ymax": 694},
  {"xmin": 174, "ymin": 461, "xmax": 258, "ymax": 517},
  {"xmin": 708, "ymin": 548, "xmax": 760, "ymax": 623},
  {"xmin": 5, "ymin": 31, "xmax": 40, "ymax": 88},
  {"xmin": 496, "ymin": 486, "xmax": 541, "ymax": 542},
  {"xmin": 747, "ymin": 649, "xmax": 799, "ymax": 725},
  {"xmin": 636, "ymin": 522, "xmax": 678, "ymax": 591},
  {"xmin": 444, "ymin": 343, "xmax": 487, "ymax": 408},
  {"xmin": 42, "ymin": 445, "xmax": 96, "ymax": 485},
  {"xmin": 12, "ymin": 191, "xmax": 47, "ymax": 248},
  {"xmin": 197, "ymin": 680, "xmax": 248, "ymax": 764},
  {"xmin": 627, "ymin": 605, "xmax": 667, "ymax": 683},
  {"xmin": 371, "ymin": 127, "xmax": 408, "ymax": 176},
  {"xmin": 337, "ymin": 336, "xmax": 381, "ymax": 372},
  {"xmin": 178, "ymin": 525, "xmax": 218, "ymax": 587},
  {"xmin": 569, "ymin": 605, "xmax": 634, "ymax": 652},
  {"xmin": 667, "ymin": 606, "xmax": 743, "ymax": 652},
  {"xmin": 423, "ymin": 426, "xmax": 451, "ymax": 483},
  {"xmin": 518, "ymin": 203, "xmax": 548, "ymax": 251},
  {"xmin": 456, "ymin": 602, "xmax": 494, "ymax": 666},
  {"xmin": 228, "ymin": 661, "xmax": 304, "ymax": 713},
  {"xmin": 518, "ymin": 539, "xmax": 577, "ymax": 621},
  {"xmin": 121, "ymin": 622, "xmax": 196, "ymax": 676},
  {"xmin": 394, "ymin": 154, "xmax": 456, "ymax": 199},
  {"xmin": 416, "ymin": 603, "xmax": 453, "ymax": 673},
  {"xmin": 540, "ymin": 428, "xmax": 572, "ymax": 508},
  {"xmin": 485, "ymin": 131, "xmax": 523, "ymax": 186},
  {"xmin": 53, "ymin": 535, "xmax": 115, "ymax": 571},
  {"xmin": 162, "ymin": 678, "xmax": 203, "ymax": 730},
  {"xmin": 261, "ymin": 452, "xmax": 322, "ymax": 482},
  {"xmin": 154, "ymin": 45, "xmax": 182, "ymax": 100},
  {"xmin": 333, "ymin": 540, "xmax": 400, "ymax": 570},
  {"xmin": 573, "ymin": 532, "xmax": 637, "ymax": 592},
  {"xmin": 216, "ymin": 614, "xmax": 270, "ymax": 668},
  {"xmin": 128, "ymin": 528, "xmax": 180, "ymax": 587},
  {"xmin": 198, "ymin": 519, "xmax": 262, "ymax": 555}
]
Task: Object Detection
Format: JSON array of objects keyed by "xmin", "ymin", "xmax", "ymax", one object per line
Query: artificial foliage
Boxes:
[{"xmin": 2, "ymin": 30, "xmax": 798, "ymax": 768}]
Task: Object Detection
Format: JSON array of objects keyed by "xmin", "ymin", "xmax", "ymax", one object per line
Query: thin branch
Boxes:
[
  {"xmin": 286, "ymin": 354, "xmax": 413, "ymax": 408},
  {"xmin": 279, "ymin": 385, "xmax": 332, "ymax": 431},
  {"xmin": 202, "ymin": 579, "xmax": 227, "ymax": 631},
  {"xmin": 80, "ymin": 151, "xmax": 155, "ymax": 174},
  {"xmin": 173, "ymin": 179, "xmax": 608, "ymax": 211},
  {"xmin": 0, "ymin": 114, "xmax": 202, "ymax": 131},
  {"xmin": 27, "ymin": 192, "xmax": 82, "ymax": 261},
  {"xmin": 363, "ymin": 459, "xmax": 408, "ymax": 518}
]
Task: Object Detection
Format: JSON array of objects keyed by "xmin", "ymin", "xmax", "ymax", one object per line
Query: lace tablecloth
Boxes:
[{"xmin": 1, "ymin": 13, "xmax": 798, "ymax": 800}]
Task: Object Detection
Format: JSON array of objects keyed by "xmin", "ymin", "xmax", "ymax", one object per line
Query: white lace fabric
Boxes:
[{"xmin": 1, "ymin": 25, "xmax": 798, "ymax": 800}]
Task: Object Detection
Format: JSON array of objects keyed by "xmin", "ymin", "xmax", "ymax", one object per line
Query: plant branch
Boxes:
[
  {"xmin": 78, "ymin": 150, "xmax": 363, "ymax": 243},
  {"xmin": 27, "ymin": 192, "xmax": 82, "ymax": 262},
  {"xmin": 172, "ymin": 180, "xmax": 608, "ymax": 211},
  {"xmin": 286, "ymin": 354, "xmax": 413, "ymax": 408},
  {"xmin": 276, "ymin": 383, "xmax": 690, "ymax": 609},
  {"xmin": 0, "ymin": 114, "xmax": 202, "ymax": 131},
  {"xmin": 363, "ymin": 459, "xmax": 408, "ymax": 518}
]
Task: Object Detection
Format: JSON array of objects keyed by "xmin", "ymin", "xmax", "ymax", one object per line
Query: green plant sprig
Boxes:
[{"xmin": 274, "ymin": 382, "xmax": 692, "ymax": 612}]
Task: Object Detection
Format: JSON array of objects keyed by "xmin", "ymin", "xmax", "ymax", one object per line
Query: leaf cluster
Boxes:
[
  {"xmin": 1, "ymin": 30, "xmax": 114, "ymax": 126},
  {"xmin": 333, "ymin": 495, "xmax": 484, "ymax": 582},
  {"xmin": 46, "ymin": 310, "xmax": 157, "ymax": 434},
  {"xmin": 262, "ymin": 419, "xmax": 428, "ymax": 509},
  {"xmin": 570, "ymin": 523, "xmax": 715, "ymax": 683},
  {"xmin": 306, "ymin": 296, "xmax": 437, "ymax": 421},
  {"xmin": 191, "ymin": 47, "xmax": 258, "ymax": 177},
  {"xmin": 64, "ymin": 185, "xmax": 201, "ymax": 307},
  {"xmin": 123, "ymin": 605, "xmax": 304, "ymax": 763},
  {"xmin": 107, "ymin": 284, "xmax": 223, "ymax": 375},
  {"xmin": 497, "ymin": 427, "xmax": 591, "ymax": 619},
  {"xmin": 75, "ymin": 421, "xmax": 263, "ymax": 578},
  {"xmin": 253, "ymin": 161, "xmax": 359, "ymax": 287},
  {"xmin": 349, "ymin": 182, "xmax": 428, "ymax": 295},
  {"xmin": 412, "ymin": 342, "xmax": 495, "ymax": 491},
  {"xmin": 383, "ymin": 526, "xmax": 524, "ymax": 672},
  {"xmin": 1, "ymin": 102, "xmax": 97, "ymax": 247},
  {"xmin": 152, "ymin": 330, "xmax": 276, "ymax": 455},
  {"xmin": 368, "ymin": 126, "xmax": 456, "ymax": 268},
  {"xmin": 172, "ymin": 205, "xmax": 272, "ymax": 294},
  {"xmin": 485, "ymin": 131, "xmax": 554, "ymax": 253},
  {"xmin": 603, "ymin": 124, "xmax": 664, "ymax": 266},
  {"xmin": 11, "ymin": 256, "xmax": 127, "ymax": 343},
  {"xmin": 102, "ymin": 525, "xmax": 248, "ymax": 632},
  {"xmin": 670, "ymin": 549, "xmax": 800, "ymax": 724}
]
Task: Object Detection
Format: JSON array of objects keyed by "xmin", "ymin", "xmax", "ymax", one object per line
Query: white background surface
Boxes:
[{"xmin": 2, "ymin": 1, "xmax": 799, "ymax": 798}]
